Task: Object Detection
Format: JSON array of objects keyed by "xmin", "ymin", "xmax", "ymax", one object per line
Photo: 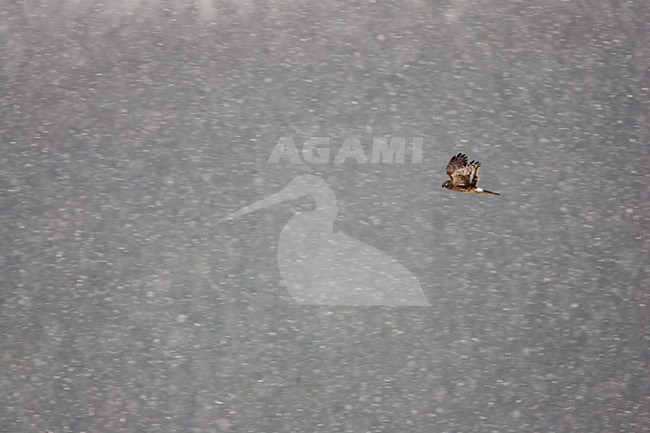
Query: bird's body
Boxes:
[{"xmin": 442, "ymin": 153, "xmax": 500, "ymax": 195}]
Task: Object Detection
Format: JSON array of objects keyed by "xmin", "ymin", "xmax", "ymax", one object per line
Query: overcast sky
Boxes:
[{"xmin": 1, "ymin": 1, "xmax": 647, "ymax": 432}]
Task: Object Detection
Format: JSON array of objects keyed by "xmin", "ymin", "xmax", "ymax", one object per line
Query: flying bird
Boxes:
[{"xmin": 442, "ymin": 153, "xmax": 500, "ymax": 195}]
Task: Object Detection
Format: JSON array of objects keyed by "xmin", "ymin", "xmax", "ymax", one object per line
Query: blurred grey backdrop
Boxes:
[{"xmin": 1, "ymin": 1, "xmax": 648, "ymax": 432}]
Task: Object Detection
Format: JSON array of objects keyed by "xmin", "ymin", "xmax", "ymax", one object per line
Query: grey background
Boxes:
[{"xmin": 1, "ymin": 1, "xmax": 648, "ymax": 432}]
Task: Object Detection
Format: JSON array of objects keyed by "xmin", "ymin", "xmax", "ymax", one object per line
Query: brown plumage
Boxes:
[{"xmin": 442, "ymin": 153, "xmax": 500, "ymax": 195}]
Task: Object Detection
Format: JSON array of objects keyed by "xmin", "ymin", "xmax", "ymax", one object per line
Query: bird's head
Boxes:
[{"xmin": 442, "ymin": 180, "xmax": 451, "ymax": 189}]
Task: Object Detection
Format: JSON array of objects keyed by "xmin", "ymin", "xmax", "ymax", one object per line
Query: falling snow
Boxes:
[{"xmin": 1, "ymin": 1, "xmax": 647, "ymax": 432}]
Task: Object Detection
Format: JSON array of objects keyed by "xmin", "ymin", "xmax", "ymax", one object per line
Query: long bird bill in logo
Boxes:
[
  {"xmin": 219, "ymin": 174, "xmax": 430, "ymax": 306},
  {"xmin": 442, "ymin": 153, "xmax": 500, "ymax": 195}
]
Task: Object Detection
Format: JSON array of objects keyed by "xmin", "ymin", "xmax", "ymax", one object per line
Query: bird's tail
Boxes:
[{"xmin": 475, "ymin": 188, "xmax": 500, "ymax": 196}]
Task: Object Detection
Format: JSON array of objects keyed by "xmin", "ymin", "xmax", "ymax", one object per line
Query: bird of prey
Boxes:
[{"xmin": 442, "ymin": 153, "xmax": 500, "ymax": 195}]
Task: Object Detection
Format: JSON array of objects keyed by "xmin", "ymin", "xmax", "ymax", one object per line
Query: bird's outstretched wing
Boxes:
[
  {"xmin": 447, "ymin": 153, "xmax": 481, "ymax": 187},
  {"xmin": 446, "ymin": 153, "xmax": 468, "ymax": 178},
  {"xmin": 466, "ymin": 160, "xmax": 480, "ymax": 187}
]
